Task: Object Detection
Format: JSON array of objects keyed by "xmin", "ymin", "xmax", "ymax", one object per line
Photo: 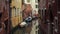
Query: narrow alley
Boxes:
[{"xmin": 0, "ymin": 0, "xmax": 60, "ymax": 34}]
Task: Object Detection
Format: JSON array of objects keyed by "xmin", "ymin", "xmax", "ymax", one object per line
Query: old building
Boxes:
[
  {"xmin": 57, "ymin": 0, "xmax": 60, "ymax": 34},
  {"xmin": 38, "ymin": 0, "xmax": 59, "ymax": 34},
  {"xmin": 10, "ymin": 0, "xmax": 23, "ymax": 27},
  {"xmin": 0, "ymin": 0, "xmax": 10, "ymax": 34},
  {"xmin": 10, "ymin": 0, "xmax": 23, "ymax": 34}
]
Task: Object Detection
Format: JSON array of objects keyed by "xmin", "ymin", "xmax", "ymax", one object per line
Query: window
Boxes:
[
  {"xmin": 35, "ymin": 5, "xmax": 38, "ymax": 8},
  {"xmin": 36, "ymin": 26, "xmax": 38, "ymax": 29},
  {"xmin": 36, "ymin": 31, "xmax": 38, "ymax": 34},
  {"xmin": 27, "ymin": 0, "xmax": 30, "ymax": 3},
  {"xmin": 11, "ymin": 6, "xmax": 16, "ymax": 17},
  {"xmin": 38, "ymin": 0, "xmax": 40, "ymax": 2},
  {"xmin": 0, "ymin": 23, "xmax": 2, "ymax": 28},
  {"xmin": 0, "ymin": 12, "xmax": 2, "ymax": 18}
]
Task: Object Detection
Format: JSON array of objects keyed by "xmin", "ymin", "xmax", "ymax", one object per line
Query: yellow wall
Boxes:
[
  {"xmin": 11, "ymin": 0, "xmax": 23, "ymax": 27},
  {"xmin": 11, "ymin": 0, "xmax": 22, "ymax": 8}
]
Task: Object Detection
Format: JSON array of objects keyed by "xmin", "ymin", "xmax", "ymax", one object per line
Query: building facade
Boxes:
[
  {"xmin": 38, "ymin": 0, "xmax": 59, "ymax": 34},
  {"xmin": 0, "ymin": 0, "xmax": 10, "ymax": 34},
  {"xmin": 10, "ymin": 0, "xmax": 23, "ymax": 27}
]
